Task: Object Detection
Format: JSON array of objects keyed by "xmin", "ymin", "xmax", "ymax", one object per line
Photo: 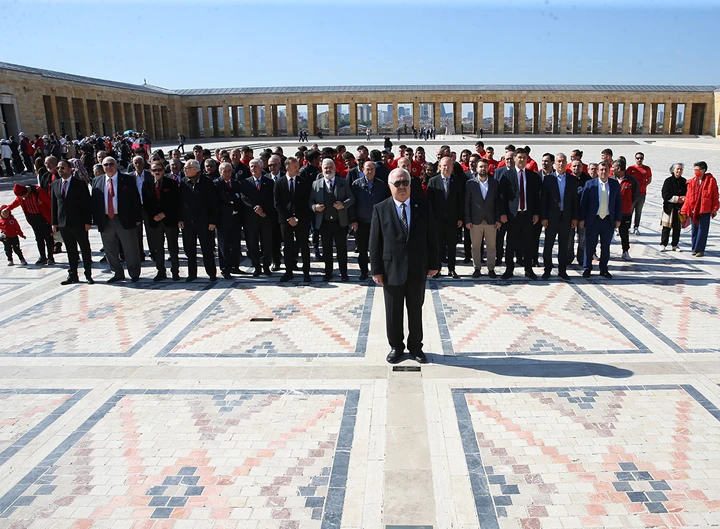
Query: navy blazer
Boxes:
[
  {"xmin": 579, "ymin": 178, "xmax": 623, "ymax": 228},
  {"xmin": 541, "ymin": 173, "xmax": 579, "ymax": 226},
  {"xmin": 351, "ymin": 176, "xmax": 390, "ymax": 224}
]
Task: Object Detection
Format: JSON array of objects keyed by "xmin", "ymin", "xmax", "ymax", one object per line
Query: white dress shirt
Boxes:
[
  {"xmin": 393, "ymin": 198, "xmax": 411, "ymax": 232},
  {"xmin": 105, "ymin": 173, "xmax": 119, "ymax": 215},
  {"xmin": 477, "ymin": 177, "xmax": 489, "ymax": 199}
]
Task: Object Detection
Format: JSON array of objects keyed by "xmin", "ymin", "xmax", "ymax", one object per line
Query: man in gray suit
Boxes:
[
  {"xmin": 309, "ymin": 159, "xmax": 355, "ymax": 281},
  {"xmin": 465, "ymin": 158, "xmax": 502, "ymax": 278}
]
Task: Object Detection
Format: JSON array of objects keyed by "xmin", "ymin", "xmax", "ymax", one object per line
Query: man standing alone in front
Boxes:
[{"xmin": 370, "ymin": 168, "xmax": 439, "ymax": 364}]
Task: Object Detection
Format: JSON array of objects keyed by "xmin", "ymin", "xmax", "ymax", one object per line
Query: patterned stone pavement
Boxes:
[{"xmin": 0, "ymin": 138, "xmax": 719, "ymax": 528}]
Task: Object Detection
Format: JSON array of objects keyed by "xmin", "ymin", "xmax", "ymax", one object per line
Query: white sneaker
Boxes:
[
  {"xmin": 672, "ymin": 246, "xmax": 681, "ymax": 252},
  {"xmin": 660, "ymin": 245, "xmax": 667, "ymax": 252},
  {"xmin": 622, "ymin": 251, "xmax": 631, "ymax": 261}
]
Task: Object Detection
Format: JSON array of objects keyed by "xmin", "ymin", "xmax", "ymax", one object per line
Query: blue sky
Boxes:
[{"xmin": 2, "ymin": 0, "xmax": 719, "ymax": 89}]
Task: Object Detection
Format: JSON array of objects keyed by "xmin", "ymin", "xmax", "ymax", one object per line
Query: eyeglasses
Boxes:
[
  {"xmin": 635, "ymin": 157, "xmax": 643, "ymax": 160},
  {"xmin": 151, "ymin": 168, "xmax": 164, "ymax": 173},
  {"xmin": 102, "ymin": 162, "xmax": 115, "ymax": 167},
  {"xmin": 391, "ymin": 179, "xmax": 410, "ymax": 188}
]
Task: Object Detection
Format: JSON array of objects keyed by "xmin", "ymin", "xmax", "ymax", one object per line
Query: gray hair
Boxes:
[
  {"xmin": 670, "ymin": 162, "xmax": 684, "ymax": 174},
  {"xmin": 321, "ymin": 158, "xmax": 335, "ymax": 168},
  {"xmin": 218, "ymin": 162, "xmax": 232, "ymax": 173},
  {"xmin": 184, "ymin": 159, "xmax": 201, "ymax": 171},
  {"xmin": 269, "ymin": 154, "xmax": 282, "ymax": 165},
  {"xmin": 556, "ymin": 152, "xmax": 567, "ymax": 160},
  {"xmin": 132, "ymin": 155, "xmax": 145, "ymax": 164},
  {"xmin": 250, "ymin": 157, "xmax": 264, "ymax": 168},
  {"xmin": 388, "ymin": 168, "xmax": 410, "ymax": 183}
]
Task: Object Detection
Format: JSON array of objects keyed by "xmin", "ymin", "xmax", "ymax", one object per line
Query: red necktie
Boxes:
[
  {"xmin": 107, "ymin": 178, "xmax": 115, "ymax": 219},
  {"xmin": 227, "ymin": 179, "xmax": 232, "ymax": 191},
  {"xmin": 256, "ymin": 179, "xmax": 261, "ymax": 190},
  {"xmin": 61, "ymin": 180, "xmax": 67, "ymax": 199},
  {"xmin": 156, "ymin": 180, "xmax": 161, "ymax": 200},
  {"xmin": 519, "ymin": 170, "xmax": 526, "ymax": 211}
]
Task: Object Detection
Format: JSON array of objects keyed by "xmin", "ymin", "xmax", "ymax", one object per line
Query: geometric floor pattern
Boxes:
[{"xmin": 1, "ymin": 138, "xmax": 719, "ymax": 529}]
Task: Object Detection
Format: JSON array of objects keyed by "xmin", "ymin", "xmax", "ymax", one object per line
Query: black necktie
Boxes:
[
  {"xmin": 289, "ymin": 177, "xmax": 294, "ymax": 196},
  {"xmin": 400, "ymin": 202, "xmax": 408, "ymax": 239}
]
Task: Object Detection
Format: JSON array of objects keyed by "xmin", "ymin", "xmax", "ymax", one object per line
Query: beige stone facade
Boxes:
[{"xmin": 1, "ymin": 62, "xmax": 718, "ymax": 140}]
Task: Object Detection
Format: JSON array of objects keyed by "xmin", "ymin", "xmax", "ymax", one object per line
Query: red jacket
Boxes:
[
  {"xmin": 3, "ymin": 185, "xmax": 52, "ymax": 225},
  {"xmin": 681, "ymin": 173, "xmax": 719, "ymax": 223},
  {"xmin": 0, "ymin": 214, "xmax": 25, "ymax": 239},
  {"xmin": 617, "ymin": 175, "xmax": 638, "ymax": 215}
]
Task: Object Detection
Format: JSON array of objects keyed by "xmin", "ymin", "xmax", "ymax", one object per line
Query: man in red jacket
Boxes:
[
  {"xmin": 626, "ymin": 152, "xmax": 652, "ymax": 234},
  {"xmin": 3, "ymin": 184, "xmax": 55, "ymax": 265}
]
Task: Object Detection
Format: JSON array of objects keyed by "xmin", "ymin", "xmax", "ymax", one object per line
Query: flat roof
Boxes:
[{"xmin": 1, "ymin": 62, "xmax": 717, "ymax": 96}]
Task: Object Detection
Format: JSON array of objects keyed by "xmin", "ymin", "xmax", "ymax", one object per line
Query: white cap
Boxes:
[{"xmin": 19, "ymin": 132, "xmax": 25, "ymax": 136}]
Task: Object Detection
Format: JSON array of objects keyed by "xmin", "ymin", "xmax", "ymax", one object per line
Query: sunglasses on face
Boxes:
[
  {"xmin": 102, "ymin": 162, "xmax": 115, "ymax": 167},
  {"xmin": 151, "ymin": 168, "xmax": 164, "ymax": 173},
  {"xmin": 391, "ymin": 179, "xmax": 410, "ymax": 188}
]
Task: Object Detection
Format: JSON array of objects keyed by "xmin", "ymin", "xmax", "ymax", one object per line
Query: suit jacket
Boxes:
[
  {"xmin": 309, "ymin": 176, "xmax": 355, "ymax": 229},
  {"xmin": 579, "ymin": 178, "xmax": 623, "ymax": 228},
  {"xmin": 214, "ymin": 177, "xmax": 244, "ymax": 228},
  {"xmin": 498, "ymin": 168, "xmax": 542, "ymax": 218},
  {"xmin": 274, "ymin": 174, "xmax": 312, "ymax": 224},
  {"xmin": 142, "ymin": 176, "xmax": 181, "ymax": 228},
  {"xmin": 374, "ymin": 161, "xmax": 390, "ymax": 182},
  {"xmin": 426, "ymin": 174, "xmax": 464, "ymax": 226},
  {"xmin": 179, "ymin": 176, "xmax": 219, "ymax": 227},
  {"xmin": 541, "ymin": 173, "xmax": 579, "ymax": 226},
  {"xmin": 347, "ymin": 166, "xmax": 362, "ymax": 185},
  {"xmin": 369, "ymin": 197, "xmax": 439, "ymax": 286},
  {"xmin": 351, "ymin": 177, "xmax": 390, "ymax": 224},
  {"xmin": 239, "ymin": 175, "xmax": 275, "ymax": 225},
  {"xmin": 231, "ymin": 163, "xmax": 250, "ymax": 182},
  {"xmin": 91, "ymin": 172, "xmax": 143, "ymax": 232},
  {"xmin": 464, "ymin": 177, "xmax": 500, "ymax": 225},
  {"xmin": 51, "ymin": 177, "xmax": 92, "ymax": 229}
]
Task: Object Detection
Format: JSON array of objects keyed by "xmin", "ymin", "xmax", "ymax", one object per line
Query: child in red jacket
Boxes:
[{"xmin": 0, "ymin": 207, "xmax": 27, "ymax": 266}]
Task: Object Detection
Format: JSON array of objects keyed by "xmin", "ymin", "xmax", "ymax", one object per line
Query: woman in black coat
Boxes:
[{"xmin": 660, "ymin": 162, "xmax": 687, "ymax": 251}]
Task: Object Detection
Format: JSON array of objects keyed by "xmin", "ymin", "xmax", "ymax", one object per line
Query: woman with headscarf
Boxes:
[
  {"xmin": 680, "ymin": 161, "xmax": 719, "ymax": 257},
  {"xmin": 69, "ymin": 157, "xmax": 89, "ymax": 184},
  {"xmin": 660, "ymin": 163, "xmax": 687, "ymax": 252}
]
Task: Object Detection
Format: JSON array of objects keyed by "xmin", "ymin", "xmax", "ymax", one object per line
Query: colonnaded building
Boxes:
[{"xmin": 1, "ymin": 61, "xmax": 718, "ymax": 141}]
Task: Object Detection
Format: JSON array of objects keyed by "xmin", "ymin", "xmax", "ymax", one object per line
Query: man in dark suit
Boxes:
[
  {"xmin": 309, "ymin": 159, "xmax": 355, "ymax": 281},
  {"xmin": 579, "ymin": 161, "xmax": 622, "ymax": 279},
  {"xmin": 370, "ymin": 149, "xmax": 389, "ymax": 182},
  {"xmin": 230, "ymin": 148, "xmax": 251, "ymax": 182},
  {"xmin": 540, "ymin": 153, "xmax": 579, "ymax": 280},
  {"xmin": 464, "ymin": 158, "xmax": 501, "ymax": 278},
  {"xmin": 351, "ymin": 160, "xmax": 390, "ymax": 281},
  {"xmin": 51, "ymin": 159, "xmax": 93, "ymax": 285},
  {"xmin": 274, "ymin": 157, "xmax": 312, "ymax": 282},
  {"xmin": 179, "ymin": 159, "xmax": 218, "ymax": 282},
  {"xmin": 370, "ymin": 168, "xmax": 439, "ymax": 364},
  {"xmin": 240, "ymin": 158, "xmax": 275, "ymax": 276},
  {"xmin": 498, "ymin": 148, "xmax": 542, "ymax": 280},
  {"xmin": 493, "ymin": 150, "xmax": 515, "ymax": 266},
  {"xmin": 91, "ymin": 157, "xmax": 143, "ymax": 283},
  {"xmin": 213, "ymin": 162, "xmax": 244, "ymax": 280},
  {"xmin": 130, "ymin": 155, "xmax": 154, "ymax": 261},
  {"xmin": 426, "ymin": 157, "xmax": 464, "ymax": 278},
  {"xmin": 143, "ymin": 160, "xmax": 181, "ymax": 281}
]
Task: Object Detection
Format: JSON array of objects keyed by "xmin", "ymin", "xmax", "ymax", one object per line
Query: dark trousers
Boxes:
[
  {"xmin": 280, "ymin": 220, "xmax": 310, "ymax": 273},
  {"xmin": 661, "ymin": 209, "xmax": 681, "ymax": 247},
  {"xmin": 383, "ymin": 280, "xmax": 426, "ymax": 351},
  {"xmin": 216, "ymin": 221, "xmax": 241, "ymax": 274},
  {"xmin": 463, "ymin": 226, "xmax": 472, "ymax": 258},
  {"xmin": 320, "ymin": 221, "xmax": 348, "ymax": 275},
  {"xmin": 355, "ymin": 222, "xmax": 371, "ymax": 274},
  {"xmin": 567, "ymin": 226, "xmax": 586, "ymax": 264},
  {"xmin": 22, "ymin": 152, "xmax": 33, "ymax": 173},
  {"xmin": 584, "ymin": 217, "xmax": 613, "ymax": 273},
  {"xmin": 246, "ymin": 217, "xmax": 273, "ymax": 270},
  {"xmin": 3, "ymin": 236, "xmax": 23, "ymax": 261},
  {"xmin": 2, "ymin": 159, "xmax": 14, "ymax": 176},
  {"xmin": 147, "ymin": 222, "xmax": 180, "ymax": 275},
  {"xmin": 182, "ymin": 222, "xmax": 216, "ymax": 278},
  {"xmin": 531, "ymin": 222, "xmax": 543, "ymax": 265},
  {"xmin": 690, "ymin": 213, "xmax": 711, "ymax": 254},
  {"xmin": 272, "ymin": 223, "xmax": 282, "ymax": 266},
  {"xmin": 495, "ymin": 224, "xmax": 507, "ymax": 264},
  {"xmin": 632, "ymin": 195, "xmax": 646, "ymax": 229},
  {"xmin": 437, "ymin": 223, "xmax": 459, "ymax": 271},
  {"xmin": 619, "ymin": 214, "xmax": 632, "ymax": 252},
  {"xmin": 26, "ymin": 214, "xmax": 53, "ymax": 260},
  {"xmin": 136, "ymin": 209, "xmax": 155, "ymax": 258},
  {"xmin": 504, "ymin": 212, "xmax": 534, "ymax": 273},
  {"xmin": 60, "ymin": 226, "xmax": 92, "ymax": 278},
  {"xmin": 543, "ymin": 218, "xmax": 571, "ymax": 273}
]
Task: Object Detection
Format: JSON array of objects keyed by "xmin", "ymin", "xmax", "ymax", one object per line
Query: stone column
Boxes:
[
  {"xmin": 412, "ymin": 101, "xmax": 420, "ymax": 132},
  {"xmin": 307, "ymin": 104, "xmax": 317, "ymax": 136},
  {"xmin": 559, "ymin": 102, "xmax": 568, "ymax": 134},
  {"xmin": 433, "ymin": 102, "xmax": 442, "ymax": 132},
  {"xmin": 288, "ymin": 104, "xmax": 298, "ymax": 137},
  {"xmin": 66, "ymin": 97, "xmax": 77, "ymax": 138},
  {"xmin": 156, "ymin": 105, "xmax": 165, "ymax": 140},
  {"xmin": 391, "ymin": 103, "xmax": 398, "ymax": 134},
  {"xmin": 349, "ymin": 103, "xmax": 357, "ymax": 136},
  {"xmin": 538, "ymin": 101, "xmax": 547, "ymax": 134},
  {"xmin": 669, "ymin": 103, "xmax": 678, "ymax": 135},
  {"xmin": 493, "ymin": 102, "xmax": 502, "ymax": 135},
  {"xmin": 644, "ymin": 101, "xmax": 653, "ymax": 134},
  {"xmin": 702, "ymin": 101, "xmax": 712, "ymax": 136},
  {"xmin": 662, "ymin": 103, "xmax": 671, "ymax": 135},
  {"xmin": 453, "ymin": 101, "xmax": 462, "ymax": 134},
  {"xmin": 622, "ymin": 102, "xmax": 632, "ymax": 134},
  {"xmin": 580, "ymin": 101, "xmax": 589, "ymax": 134},
  {"xmin": 201, "ymin": 106, "xmax": 210, "ymax": 138},
  {"xmin": 79, "ymin": 99, "xmax": 91, "ymax": 137},
  {"xmin": 106, "ymin": 101, "xmax": 116, "ymax": 135},
  {"xmin": 243, "ymin": 105, "xmax": 252, "ymax": 137},
  {"xmin": 223, "ymin": 106, "xmax": 231, "ymax": 137},
  {"xmin": 267, "ymin": 104, "xmax": 276, "ymax": 136},
  {"xmin": 119, "ymin": 102, "xmax": 128, "ymax": 135},
  {"xmin": 328, "ymin": 103, "xmax": 336, "ymax": 136},
  {"xmin": 48, "ymin": 95, "xmax": 61, "ymax": 135},
  {"xmin": 517, "ymin": 101, "xmax": 526, "ymax": 134},
  {"xmin": 601, "ymin": 101, "xmax": 610, "ymax": 134}
]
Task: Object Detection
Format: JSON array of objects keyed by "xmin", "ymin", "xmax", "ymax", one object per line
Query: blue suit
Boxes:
[{"xmin": 579, "ymin": 178, "xmax": 622, "ymax": 274}]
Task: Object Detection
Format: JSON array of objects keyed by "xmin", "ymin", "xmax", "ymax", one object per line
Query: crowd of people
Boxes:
[{"xmin": 0, "ymin": 132, "xmax": 717, "ymax": 286}]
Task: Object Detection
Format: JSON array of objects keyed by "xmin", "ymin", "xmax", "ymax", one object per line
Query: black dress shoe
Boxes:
[
  {"xmin": 99, "ymin": 256, "xmax": 107, "ymax": 264},
  {"xmin": 488, "ymin": 270, "xmax": 497, "ymax": 279},
  {"xmin": 525, "ymin": 271, "xmax": 538, "ymax": 280},
  {"xmin": 185, "ymin": 275, "xmax": 197, "ymax": 282},
  {"xmin": 558, "ymin": 271, "xmax": 570, "ymax": 280},
  {"xmin": 463, "ymin": 257, "xmax": 472, "ymax": 264},
  {"xmin": 322, "ymin": 275, "xmax": 332, "ymax": 282},
  {"xmin": 252, "ymin": 269, "xmax": 262, "ymax": 277},
  {"xmin": 280, "ymin": 272, "xmax": 293, "ymax": 282},
  {"xmin": 222, "ymin": 272, "xmax": 232, "ymax": 280},
  {"xmin": 86, "ymin": 277, "xmax": 94, "ymax": 285},
  {"xmin": 541, "ymin": 271, "xmax": 551, "ymax": 280},
  {"xmin": 172, "ymin": 273, "xmax": 181, "ymax": 281},
  {"xmin": 130, "ymin": 276, "xmax": 140, "ymax": 283},
  {"xmin": 432, "ymin": 272, "xmax": 441, "ymax": 279},
  {"xmin": 386, "ymin": 348, "xmax": 403, "ymax": 364},
  {"xmin": 271, "ymin": 263, "xmax": 282, "ymax": 272},
  {"xmin": 341, "ymin": 274, "xmax": 349, "ymax": 282},
  {"xmin": 107, "ymin": 275, "xmax": 125, "ymax": 284},
  {"xmin": 61, "ymin": 276, "xmax": 79, "ymax": 286},
  {"xmin": 411, "ymin": 350, "xmax": 429, "ymax": 364},
  {"xmin": 359, "ymin": 272, "xmax": 368, "ymax": 281},
  {"xmin": 35, "ymin": 258, "xmax": 48, "ymax": 265},
  {"xmin": 449, "ymin": 270, "xmax": 459, "ymax": 279},
  {"xmin": 303, "ymin": 274, "xmax": 312, "ymax": 282},
  {"xmin": 263, "ymin": 268, "xmax": 272, "ymax": 276},
  {"xmin": 600, "ymin": 271, "xmax": 613, "ymax": 279},
  {"xmin": 472, "ymin": 269, "xmax": 481, "ymax": 278},
  {"xmin": 501, "ymin": 270, "xmax": 513, "ymax": 280},
  {"xmin": 208, "ymin": 276, "xmax": 217, "ymax": 282},
  {"xmin": 153, "ymin": 273, "xmax": 167, "ymax": 282},
  {"xmin": 532, "ymin": 260, "xmax": 539, "ymax": 267},
  {"xmin": 582, "ymin": 269, "xmax": 591, "ymax": 278}
]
